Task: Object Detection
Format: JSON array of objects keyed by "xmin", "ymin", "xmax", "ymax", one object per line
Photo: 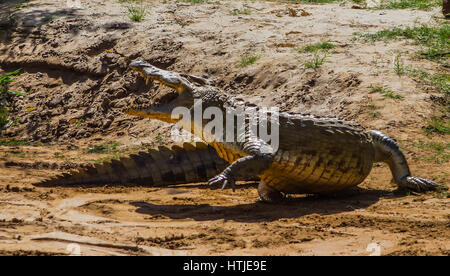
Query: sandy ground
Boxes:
[{"xmin": 0, "ymin": 0, "xmax": 448, "ymax": 255}]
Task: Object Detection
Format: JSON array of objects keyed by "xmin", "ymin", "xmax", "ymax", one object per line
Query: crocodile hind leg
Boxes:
[
  {"xmin": 258, "ymin": 181, "xmax": 284, "ymax": 203},
  {"xmin": 369, "ymin": 130, "xmax": 447, "ymax": 192}
]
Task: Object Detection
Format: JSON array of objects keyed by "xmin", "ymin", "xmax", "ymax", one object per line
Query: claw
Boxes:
[
  {"xmin": 209, "ymin": 173, "xmax": 236, "ymax": 192},
  {"xmin": 404, "ymin": 176, "xmax": 446, "ymax": 192}
]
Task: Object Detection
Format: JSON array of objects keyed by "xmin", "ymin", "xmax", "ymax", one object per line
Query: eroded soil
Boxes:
[{"xmin": 0, "ymin": 0, "xmax": 448, "ymax": 255}]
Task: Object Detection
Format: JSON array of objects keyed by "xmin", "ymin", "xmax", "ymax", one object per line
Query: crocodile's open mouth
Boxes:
[{"xmin": 126, "ymin": 60, "xmax": 195, "ymax": 122}]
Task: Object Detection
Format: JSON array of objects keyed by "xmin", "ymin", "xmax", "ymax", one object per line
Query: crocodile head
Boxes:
[
  {"xmin": 126, "ymin": 61, "xmax": 225, "ymax": 124},
  {"xmin": 126, "ymin": 60, "xmax": 199, "ymax": 123}
]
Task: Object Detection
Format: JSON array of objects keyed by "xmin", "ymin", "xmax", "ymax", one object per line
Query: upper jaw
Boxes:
[{"xmin": 129, "ymin": 61, "xmax": 192, "ymax": 94}]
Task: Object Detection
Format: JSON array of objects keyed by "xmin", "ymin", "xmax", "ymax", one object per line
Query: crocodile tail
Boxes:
[{"xmin": 34, "ymin": 142, "xmax": 228, "ymax": 187}]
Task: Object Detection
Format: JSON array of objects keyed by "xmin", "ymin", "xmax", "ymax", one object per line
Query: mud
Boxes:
[{"xmin": 0, "ymin": 0, "xmax": 448, "ymax": 255}]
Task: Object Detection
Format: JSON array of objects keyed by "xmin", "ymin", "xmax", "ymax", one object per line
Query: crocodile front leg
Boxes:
[{"xmin": 208, "ymin": 139, "xmax": 275, "ymax": 191}]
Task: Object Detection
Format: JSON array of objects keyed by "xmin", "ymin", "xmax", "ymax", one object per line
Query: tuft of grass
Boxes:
[
  {"xmin": 127, "ymin": 1, "xmax": 147, "ymax": 22},
  {"xmin": 0, "ymin": 139, "xmax": 33, "ymax": 146},
  {"xmin": 380, "ymin": 0, "xmax": 442, "ymax": 10},
  {"xmin": 383, "ymin": 91, "xmax": 404, "ymax": 99},
  {"xmin": 0, "ymin": 105, "xmax": 7, "ymax": 129},
  {"xmin": 155, "ymin": 134, "xmax": 163, "ymax": 142},
  {"xmin": 393, "ymin": 53, "xmax": 406, "ymax": 75},
  {"xmin": 297, "ymin": 41, "xmax": 335, "ymax": 53},
  {"xmin": 54, "ymin": 152, "xmax": 65, "ymax": 159},
  {"xmin": 11, "ymin": 151, "xmax": 26, "ymax": 158},
  {"xmin": 303, "ymin": 50, "xmax": 327, "ymax": 69},
  {"xmin": 356, "ymin": 24, "xmax": 449, "ymax": 63},
  {"xmin": 424, "ymin": 117, "xmax": 450, "ymax": 135},
  {"xmin": 435, "ymin": 186, "xmax": 449, "ymax": 199},
  {"xmin": 370, "ymin": 111, "xmax": 381, "ymax": 118},
  {"xmin": 406, "ymin": 68, "xmax": 449, "ymax": 100},
  {"xmin": 0, "ymin": 69, "xmax": 25, "ymax": 129},
  {"xmin": 76, "ymin": 118, "xmax": 83, "ymax": 127},
  {"xmin": 87, "ymin": 142, "xmax": 121, "ymax": 154},
  {"xmin": 412, "ymin": 140, "xmax": 450, "ymax": 164},
  {"xmin": 238, "ymin": 54, "xmax": 260, "ymax": 67},
  {"xmin": 87, "ymin": 142, "xmax": 120, "ymax": 154},
  {"xmin": 181, "ymin": 0, "xmax": 206, "ymax": 3},
  {"xmin": 288, "ymin": 0, "xmax": 342, "ymax": 3},
  {"xmin": 230, "ymin": 7, "xmax": 252, "ymax": 15},
  {"xmin": 368, "ymin": 84, "xmax": 404, "ymax": 99}
]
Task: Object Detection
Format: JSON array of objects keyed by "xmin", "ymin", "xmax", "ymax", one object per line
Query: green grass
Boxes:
[
  {"xmin": 180, "ymin": 0, "xmax": 206, "ymax": 3},
  {"xmin": 303, "ymin": 50, "xmax": 327, "ymax": 69},
  {"xmin": 368, "ymin": 84, "xmax": 404, "ymax": 99},
  {"xmin": 380, "ymin": 0, "xmax": 442, "ymax": 10},
  {"xmin": 370, "ymin": 111, "xmax": 381, "ymax": 118},
  {"xmin": 356, "ymin": 24, "xmax": 450, "ymax": 63},
  {"xmin": 230, "ymin": 7, "xmax": 252, "ymax": 15},
  {"xmin": 87, "ymin": 142, "xmax": 121, "ymax": 154},
  {"xmin": 412, "ymin": 140, "xmax": 450, "ymax": 164},
  {"xmin": 424, "ymin": 117, "xmax": 450, "ymax": 135},
  {"xmin": 127, "ymin": 1, "xmax": 147, "ymax": 22},
  {"xmin": 238, "ymin": 55, "xmax": 260, "ymax": 67},
  {"xmin": 0, "ymin": 139, "xmax": 33, "ymax": 146},
  {"xmin": 383, "ymin": 91, "xmax": 404, "ymax": 99},
  {"xmin": 406, "ymin": 68, "xmax": 449, "ymax": 99},
  {"xmin": 0, "ymin": 106, "xmax": 7, "ymax": 129},
  {"xmin": 297, "ymin": 41, "xmax": 336, "ymax": 53},
  {"xmin": 288, "ymin": 0, "xmax": 342, "ymax": 3},
  {"xmin": 0, "ymin": 69, "xmax": 25, "ymax": 129},
  {"xmin": 435, "ymin": 186, "xmax": 449, "ymax": 199},
  {"xmin": 393, "ymin": 53, "xmax": 406, "ymax": 75}
]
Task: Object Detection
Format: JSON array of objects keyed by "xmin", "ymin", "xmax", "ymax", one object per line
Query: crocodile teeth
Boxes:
[{"xmin": 146, "ymin": 77, "xmax": 150, "ymax": 86}]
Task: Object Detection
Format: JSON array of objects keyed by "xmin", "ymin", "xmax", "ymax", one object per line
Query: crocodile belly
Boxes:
[{"xmin": 261, "ymin": 146, "xmax": 374, "ymax": 194}]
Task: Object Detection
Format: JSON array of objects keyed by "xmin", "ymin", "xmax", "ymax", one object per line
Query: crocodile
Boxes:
[{"xmin": 37, "ymin": 61, "xmax": 446, "ymax": 202}]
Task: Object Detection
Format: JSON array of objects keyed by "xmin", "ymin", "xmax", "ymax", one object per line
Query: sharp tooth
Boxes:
[{"xmin": 146, "ymin": 77, "xmax": 150, "ymax": 85}]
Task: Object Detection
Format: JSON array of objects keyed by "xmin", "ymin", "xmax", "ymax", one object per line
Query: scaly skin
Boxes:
[
  {"xmin": 125, "ymin": 61, "xmax": 446, "ymax": 202},
  {"xmin": 36, "ymin": 142, "xmax": 229, "ymax": 187}
]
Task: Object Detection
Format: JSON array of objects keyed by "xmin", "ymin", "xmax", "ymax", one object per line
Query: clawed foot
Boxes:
[
  {"xmin": 208, "ymin": 173, "xmax": 236, "ymax": 192},
  {"xmin": 402, "ymin": 176, "xmax": 447, "ymax": 192}
]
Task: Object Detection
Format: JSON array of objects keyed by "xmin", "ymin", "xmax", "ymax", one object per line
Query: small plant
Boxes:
[
  {"xmin": 406, "ymin": 68, "xmax": 449, "ymax": 98},
  {"xmin": 297, "ymin": 41, "xmax": 335, "ymax": 53},
  {"xmin": 383, "ymin": 91, "xmax": 404, "ymax": 99},
  {"xmin": 424, "ymin": 117, "xmax": 450, "ymax": 135},
  {"xmin": 356, "ymin": 24, "xmax": 449, "ymax": 63},
  {"xmin": 0, "ymin": 139, "xmax": 33, "ymax": 146},
  {"xmin": 76, "ymin": 118, "xmax": 83, "ymax": 127},
  {"xmin": 11, "ymin": 151, "xmax": 26, "ymax": 158},
  {"xmin": 370, "ymin": 111, "xmax": 381, "ymax": 118},
  {"xmin": 368, "ymin": 84, "xmax": 403, "ymax": 99},
  {"xmin": 0, "ymin": 69, "xmax": 25, "ymax": 130},
  {"xmin": 181, "ymin": 0, "xmax": 205, "ymax": 3},
  {"xmin": 303, "ymin": 50, "xmax": 327, "ymax": 69},
  {"xmin": 127, "ymin": 1, "xmax": 147, "ymax": 22},
  {"xmin": 155, "ymin": 134, "xmax": 163, "ymax": 142},
  {"xmin": 54, "ymin": 152, "xmax": 65, "ymax": 159},
  {"xmin": 238, "ymin": 54, "xmax": 260, "ymax": 67},
  {"xmin": 87, "ymin": 142, "xmax": 121, "ymax": 154},
  {"xmin": 380, "ymin": 0, "xmax": 442, "ymax": 10},
  {"xmin": 230, "ymin": 8, "xmax": 252, "ymax": 15},
  {"xmin": 435, "ymin": 186, "xmax": 449, "ymax": 199},
  {"xmin": 393, "ymin": 53, "xmax": 406, "ymax": 75}
]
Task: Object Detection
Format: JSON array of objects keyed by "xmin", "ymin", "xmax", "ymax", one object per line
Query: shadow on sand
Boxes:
[{"xmin": 130, "ymin": 186, "xmax": 405, "ymax": 223}]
